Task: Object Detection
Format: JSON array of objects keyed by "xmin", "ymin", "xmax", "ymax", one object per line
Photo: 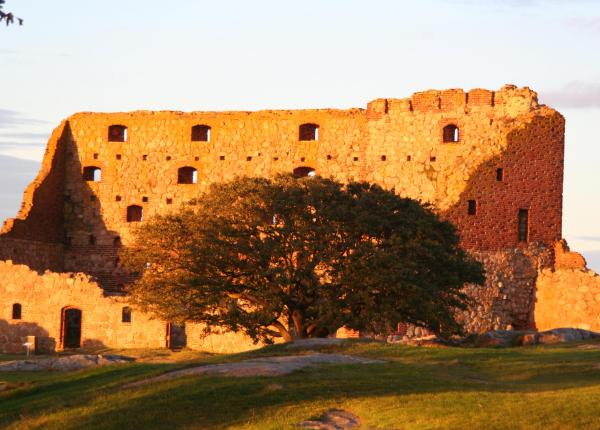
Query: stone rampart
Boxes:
[
  {"xmin": 535, "ymin": 267, "xmax": 600, "ymax": 332},
  {"xmin": 0, "ymin": 85, "xmax": 578, "ymax": 353},
  {"xmin": 0, "ymin": 261, "xmax": 259, "ymax": 353}
]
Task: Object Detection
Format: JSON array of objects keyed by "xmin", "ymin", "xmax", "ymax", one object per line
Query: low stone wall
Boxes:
[
  {"xmin": 0, "ymin": 238, "xmax": 64, "ymax": 273},
  {"xmin": 535, "ymin": 267, "xmax": 600, "ymax": 332},
  {"xmin": 0, "ymin": 261, "xmax": 260, "ymax": 354},
  {"xmin": 456, "ymin": 244, "xmax": 551, "ymax": 333}
]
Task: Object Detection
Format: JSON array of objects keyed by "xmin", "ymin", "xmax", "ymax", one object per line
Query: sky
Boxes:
[{"xmin": 0, "ymin": 0, "xmax": 599, "ymax": 270}]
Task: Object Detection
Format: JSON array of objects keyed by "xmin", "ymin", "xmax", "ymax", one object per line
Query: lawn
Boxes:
[{"xmin": 1, "ymin": 340, "xmax": 600, "ymax": 429}]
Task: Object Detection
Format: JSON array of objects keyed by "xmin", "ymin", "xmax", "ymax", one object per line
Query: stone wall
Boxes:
[
  {"xmin": 0, "ymin": 261, "xmax": 261, "ymax": 354},
  {"xmin": 0, "ymin": 238, "xmax": 63, "ymax": 274},
  {"xmin": 458, "ymin": 244, "xmax": 553, "ymax": 333},
  {"xmin": 0, "ymin": 85, "xmax": 573, "ymax": 352},
  {"xmin": 28, "ymin": 84, "xmax": 561, "ymax": 292},
  {"xmin": 0, "ymin": 86, "xmax": 565, "ymax": 289},
  {"xmin": 535, "ymin": 267, "xmax": 600, "ymax": 332},
  {"xmin": 366, "ymin": 87, "xmax": 564, "ymax": 251},
  {"xmin": 534, "ymin": 242, "xmax": 600, "ymax": 332}
]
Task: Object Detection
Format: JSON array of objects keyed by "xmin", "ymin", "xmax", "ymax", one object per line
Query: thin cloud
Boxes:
[
  {"xmin": 0, "ymin": 142, "xmax": 45, "ymax": 148},
  {"xmin": 0, "ymin": 132, "xmax": 49, "ymax": 140},
  {"xmin": 574, "ymin": 235, "xmax": 600, "ymax": 242},
  {"xmin": 0, "ymin": 109, "xmax": 47, "ymax": 128},
  {"xmin": 541, "ymin": 81, "xmax": 600, "ymax": 108},
  {"xmin": 582, "ymin": 250, "xmax": 600, "ymax": 271}
]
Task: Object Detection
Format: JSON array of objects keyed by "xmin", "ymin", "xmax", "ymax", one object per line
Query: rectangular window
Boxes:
[
  {"xmin": 468, "ymin": 200, "xmax": 477, "ymax": 215},
  {"xmin": 518, "ymin": 209, "xmax": 529, "ymax": 242},
  {"xmin": 496, "ymin": 168, "xmax": 504, "ymax": 181}
]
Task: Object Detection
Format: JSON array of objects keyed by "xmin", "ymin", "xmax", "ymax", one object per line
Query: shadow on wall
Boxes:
[
  {"xmin": 0, "ymin": 121, "xmax": 126, "ymax": 294},
  {"xmin": 0, "ymin": 120, "xmax": 69, "ymax": 272},
  {"xmin": 60, "ymin": 122, "xmax": 127, "ymax": 294},
  {"xmin": 443, "ymin": 109, "xmax": 564, "ymax": 331},
  {"xmin": 0, "ymin": 319, "xmax": 55, "ymax": 354}
]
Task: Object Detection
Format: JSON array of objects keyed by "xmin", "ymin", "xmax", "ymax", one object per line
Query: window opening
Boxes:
[
  {"xmin": 299, "ymin": 123, "xmax": 319, "ymax": 141},
  {"xmin": 108, "ymin": 125, "xmax": 127, "ymax": 142},
  {"xmin": 443, "ymin": 124, "xmax": 459, "ymax": 143},
  {"xmin": 82, "ymin": 166, "xmax": 101, "ymax": 182},
  {"xmin": 191, "ymin": 125, "xmax": 211, "ymax": 142},
  {"xmin": 496, "ymin": 168, "xmax": 504, "ymax": 181},
  {"xmin": 293, "ymin": 166, "xmax": 316, "ymax": 178},
  {"xmin": 518, "ymin": 209, "xmax": 529, "ymax": 242},
  {"xmin": 122, "ymin": 307, "xmax": 132, "ymax": 323},
  {"xmin": 127, "ymin": 205, "xmax": 143, "ymax": 222},
  {"xmin": 178, "ymin": 167, "xmax": 198, "ymax": 184},
  {"xmin": 468, "ymin": 200, "xmax": 477, "ymax": 215},
  {"xmin": 12, "ymin": 303, "xmax": 21, "ymax": 320}
]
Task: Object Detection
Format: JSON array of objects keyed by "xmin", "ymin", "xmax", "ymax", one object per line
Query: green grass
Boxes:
[{"xmin": 1, "ymin": 341, "xmax": 600, "ymax": 429}]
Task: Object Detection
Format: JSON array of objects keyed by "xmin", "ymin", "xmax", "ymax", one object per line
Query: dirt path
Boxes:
[{"xmin": 124, "ymin": 353, "xmax": 383, "ymax": 388}]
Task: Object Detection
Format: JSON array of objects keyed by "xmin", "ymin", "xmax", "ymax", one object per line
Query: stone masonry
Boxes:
[{"xmin": 0, "ymin": 84, "xmax": 595, "ymax": 353}]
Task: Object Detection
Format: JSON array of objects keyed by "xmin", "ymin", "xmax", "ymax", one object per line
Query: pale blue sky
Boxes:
[{"xmin": 0, "ymin": 0, "xmax": 599, "ymax": 269}]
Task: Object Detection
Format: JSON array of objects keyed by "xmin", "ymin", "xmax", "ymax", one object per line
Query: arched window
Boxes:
[
  {"xmin": 108, "ymin": 125, "xmax": 127, "ymax": 142},
  {"xmin": 126, "ymin": 205, "xmax": 143, "ymax": 222},
  {"xmin": 178, "ymin": 167, "xmax": 198, "ymax": 184},
  {"xmin": 443, "ymin": 124, "xmax": 459, "ymax": 143},
  {"xmin": 191, "ymin": 125, "xmax": 211, "ymax": 142},
  {"xmin": 12, "ymin": 303, "xmax": 22, "ymax": 320},
  {"xmin": 82, "ymin": 166, "xmax": 101, "ymax": 182},
  {"xmin": 299, "ymin": 123, "xmax": 319, "ymax": 141},
  {"xmin": 293, "ymin": 166, "xmax": 316, "ymax": 178},
  {"xmin": 122, "ymin": 307, "xmax": 132, "ymax": 323}
]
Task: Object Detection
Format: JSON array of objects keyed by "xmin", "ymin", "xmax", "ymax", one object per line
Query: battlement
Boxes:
[{"xmin": 367, "ymin": 85, "xmax": 539, "ymax": 118}]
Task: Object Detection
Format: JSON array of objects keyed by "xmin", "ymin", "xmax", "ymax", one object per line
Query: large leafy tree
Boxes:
[{"xmin": 124, "ymin": 175, "xmax": 484, "ymax": 342}]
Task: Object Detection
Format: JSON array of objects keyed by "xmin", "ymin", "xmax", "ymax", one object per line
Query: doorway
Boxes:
[
  {"xmin": 62, "ymin": 308, "xmax": 82, "ymax": 348},
  {"xmin": 166, "ymin": 322, "xmax": 187, "ymax": 350}
]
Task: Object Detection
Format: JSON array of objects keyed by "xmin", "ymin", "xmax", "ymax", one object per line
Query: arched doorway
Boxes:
[{"xmin": 61, "ymin": 307, "xmax": 82, "ymax": 349}]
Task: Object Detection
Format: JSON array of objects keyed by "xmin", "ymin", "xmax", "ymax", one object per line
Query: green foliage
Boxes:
[{"xmin": 124, "ymin": 175, "xmax": 484, "ymax": 342}]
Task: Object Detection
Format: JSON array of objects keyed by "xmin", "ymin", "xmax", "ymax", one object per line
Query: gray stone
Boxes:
[
  {"xmin": 0, "ymin": 354, "xmax": 134, "ymax": 372},
  {"xmin": 297, "ymin": 409, "xmax": 360, "ymax": 430},
  {"xmin": 124, "ymin": 353, "xmax": 383, "ymax": 389}
]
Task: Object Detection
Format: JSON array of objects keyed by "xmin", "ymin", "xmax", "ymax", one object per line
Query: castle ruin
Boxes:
[{"xmin": 1, "ymin": 84, "xmax": 599, "ymax": 353}]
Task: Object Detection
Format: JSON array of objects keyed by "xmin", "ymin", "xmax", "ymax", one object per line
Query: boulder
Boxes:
[{"xmin": 297, "ymin": 409, "xmax": 360, "ymax": 430}]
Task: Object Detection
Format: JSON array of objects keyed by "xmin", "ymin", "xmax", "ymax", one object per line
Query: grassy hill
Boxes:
[{"xmin": 1, "ymin": 341, "xmax": 600, "ymax": 429}]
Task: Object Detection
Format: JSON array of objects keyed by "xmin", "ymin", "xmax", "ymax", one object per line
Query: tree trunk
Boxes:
[
  {"xmin": 291, "ymin": 309, "xmax": 307, "ymax": 339},
  {"xmin": 271, "ymin": 320, "xmax": 293, "ymax": 342}
]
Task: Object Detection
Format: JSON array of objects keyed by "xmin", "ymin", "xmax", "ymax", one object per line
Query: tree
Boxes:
[
  {"xmin": 123, "ymin": 175, "xmax": 484, "ymax": 343},
  {"xmin": 0, "ymin": 0, "xmax": 23, "ymax": 26}
]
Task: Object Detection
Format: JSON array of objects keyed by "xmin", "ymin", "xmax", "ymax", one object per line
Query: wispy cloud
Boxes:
[
  {"xmin": 581, "ymin": 250, "xmax": 600, "ymax": 272},
  {"xmin": 0, "ymin": 142, "xmax": 45, "ymax": 148},
  {"xmin": 541, "ymin": 81, "xmax": 600, "ymax": 108},
  {"xmin": 574, "ymin": 236, "xmax": 600, "ymax": 242},
  {"xmin": 0, "ymin": 109, "xmax": 47, "ymax": 129},
  {"xmin": 0, "ymin": 132, "xmax": 49, "ymax": 140}
]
